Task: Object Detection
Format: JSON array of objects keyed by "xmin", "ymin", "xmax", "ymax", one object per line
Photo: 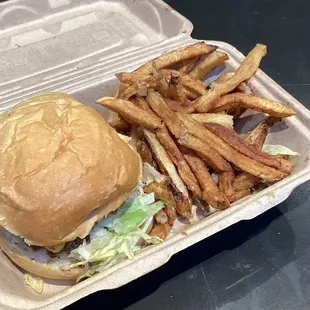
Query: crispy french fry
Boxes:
[
  {"xmin": 244, "ymin": 116, "xmax": 281, "ymax": 150},
  {"xmin": 154, "ymin": 209, "xmax": 169, "ymax": 225},
  {"xmin": 234, "ymin": 189, "xmax": 251, "ymax": 200},
  {"xmin": 143, "ymin": 181, "xmax": 177, "ymax": 225},
  {"xmin": 108, "ymin": 118, "xmax": 131, "ymax": 134},
  {"xmin": 179, "ymin": 115, "xmax": 287, "ymax": 182},
  {"xmin": 147, "ymin": 89, "xmax": 186, "ymax": 138},
  {"xmin": 168, "ymin": 73, "xmax": 189, "ymax": 105},
  {"xmin": 210, "ymin": 93, "xmax": 295, "ymax": 117},
  {"xmin": 164, "ymin": 98, "xmax": 190, "ymax": 112},
  {"xmin": 173, "ymin": 191, "xmax": 192, "ymax": 218},
  {"xmin": 156, "ymin": 126, "xmax": 202, "ymax": 200},
  {"xmin": 150, "ymin": 222, "xmax": 171, "ymax": 240},
  {"xmin": 234, "ymin": 116, "xmax": 282, "ymax": 191},
  {"xmin": 181, "ymin": 147, "xmax": 230, "ymax": 209},
  {"xmin": 178, "ymin": 133, "xmax": 232, "ymax": 172},
  {"xmin": 233, "ymin": 173, "xmax": 261, "ymax": 191},
  {"xmin": 179, "ymin": 56, "xmax": 199, "ymax": 73},
  {"xmin": 204, "ymin": 123, "xmax": 293, "ymax": 173},
  {"xmin": 190, "ymin": 113, "xmax": 234, "ymax": 129},
  {"xmin": 133, "ymin": 96, "xmax": 154, "ymax": 114},
  {"xmin": 116, "ymin": 72, "xmax": 149, "ymax": 84},
  {"xmin": 161, "ymin": 69, "xmax": 206, "ymax": 96},
  {"xmin": 189, "ymin": 51, "xmax": 229, "ymax": 80},
  {"xmin": 165, "ymin": 191, "xmax": 178, "ymax": 225},
  {"xmin": 136, "ymin": 139, "xmax": 157, "ymax": 168},
  {"xmin": 118, "ymin": 82, "xmax": 129, "ymax": 96},
  {"xmin": 135, "ymin": 42, "xmax": 217, "ymax": 75},
  {"xmin": 96, "ymin": 97, "xmax": 162, "ymax": 131},
  {"xmin": 218, "ymin": 171, "xmax": 236, "ymax": 202},
  {"xmin": 191, "ymin": 44, "xmax": 267, "ymax": 113},
  {"xmin": 119, "ymin": 74, "xmax": 165, "ymax": 100},
  {"xmin": 143, "ymin": 129, "xmax": 189, "ymax": 197},
  {"xmin": 183, "ymin": 87, "xmax": 199, "ymax": 100}
]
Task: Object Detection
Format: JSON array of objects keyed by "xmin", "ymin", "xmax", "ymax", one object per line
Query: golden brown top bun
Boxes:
[{"xmin": 0, "ymin": 93, "xmax": 141, "ymax": 247}]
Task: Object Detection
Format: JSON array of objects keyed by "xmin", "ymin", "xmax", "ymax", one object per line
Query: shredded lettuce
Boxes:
[
  {"xmin": 24, "ymin": 274, "xmax": 44, "ymax": 294},
  {"xmin": 69, "ymin": 193, "xmax": 165, "ymax": 280},
  {"xmin": 262, "ymin": 144, "xmax": 300, "ymax": 156}
]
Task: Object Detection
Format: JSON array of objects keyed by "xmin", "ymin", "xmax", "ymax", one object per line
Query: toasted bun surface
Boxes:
[{"xmin": 0, "ymin": 93, "xmax": 141, "ymax": 246}]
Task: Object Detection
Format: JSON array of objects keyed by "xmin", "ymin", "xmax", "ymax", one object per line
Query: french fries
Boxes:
[
  {"xmin": 108, "ymin": 118, "xmax": 131, "ymax": 134},
  {"xmin": 156, "ymin": 126, "xmax": 202, "ymax": 201},
  {"xmin": 190, "ymin": 113, "xmax": 234, "ymax": 129},
  {"xmin": 181, "ymin": 147, "xmax": 230, "ymax": 210},
  {"xmin": 189, "ymin": 51, "xmax": 229, "ymax": 80},
  {"xmin": 179, "ymin": 56, "xmax": 199, "ymax": 73},
  {"xmin": 120, "ymin": 74, "xmax": 165, "ymax": 100},
  {"xmin": 180, "ymin": 115, "xmax": 287, "ymax": 182},
  {"xmin": 204, "ymin": 123, "xmax": 294, "ymax": 173},
  {"xmin": 178, "ymin": 133, "xmax": 232, "ymax": 172},
  {"xmin": 147, "ymin": 89, "xmax": 186, "ymax": 138},
  {"xmin": 218, "ymin": 171, "xmax": 236, "ymax": 202},
  {"xmin": 210, "ymin": 93, "xmax": 295, "ymax": 117},
  {"xmin": 134, "ymin": 42, "xmax": 217, "ymax": 75},
  {"xmin": 97, "ymin": 97, "xmax": 162, "ymax": 131},
  {"xmin": 191, "ymin": 44, "xmax": 267, "ymax": 113},
  {"xmin": 244, "ymin": 116, "xmax": 281, "ymax": 149},
  {"xmin": 97, "ymin": 41, "xmax": 297, "ymax": 240}
]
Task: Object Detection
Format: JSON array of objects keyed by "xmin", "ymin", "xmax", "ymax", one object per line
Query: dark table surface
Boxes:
[{"xmin": 71, "ymin": 0, "xmax": 309, "ymax": 309}]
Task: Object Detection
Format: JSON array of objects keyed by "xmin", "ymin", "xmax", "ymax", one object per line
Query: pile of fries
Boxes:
[{"xmin": 96, "ymin": 42, "xmax": 295, "ymax": 239}]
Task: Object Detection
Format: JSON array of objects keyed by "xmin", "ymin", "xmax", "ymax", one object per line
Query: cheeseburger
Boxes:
[{"xmin": 0, "ymin": 92, "xmax": 165, "ymax": 280}]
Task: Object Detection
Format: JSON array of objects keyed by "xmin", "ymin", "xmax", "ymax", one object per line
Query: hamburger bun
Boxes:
[{"xmin": 0, "ymin": 92, "xmax": 141, "ymax": 247}]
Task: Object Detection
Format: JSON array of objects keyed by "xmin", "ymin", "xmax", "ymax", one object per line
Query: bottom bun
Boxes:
[
  {"xmin": 0, "ymin": 218, "xmax": 155, "ymax": 280},
  {"xmin": 0, "ymin": 228, "xmax": 83, "ymax": 280}
]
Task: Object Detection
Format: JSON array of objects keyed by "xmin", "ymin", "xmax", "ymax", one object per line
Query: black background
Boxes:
[
  {"xmin": 68, "ymin": 1, "xmax": 310, "ymax": 310},
  {"xmin": 2, "ymin": 0, "xmax": 309, "ymax": 309}
]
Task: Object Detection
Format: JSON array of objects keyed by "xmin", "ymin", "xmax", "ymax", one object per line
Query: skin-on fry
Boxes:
[
  {"xmin": 96, "ymin": 97, "xmax": 162, "ymax": 131},
  {"xmin": 160, "ymin": 69, "xmax": 206, "ymax": 96},
  {"xmin": 244, "ymin": 116, "xmax": 281, "ymax": 150},
  {"xmin": 136, "ymin": 140, "xmax": 158, "ymax": 169},
  {"xmin": 191, "ymin": 44, "xmax": 267, "ymax": 113},
  {"xmin": 164, "ymin": 98, "xmax": 190, "ymax": 112},
  {"xmin": 143, "ymin": 129, "xmax": 189, "ymax": 197},
  {"xmin": 119, "ymin": 74, "xmax": 165, "ymax": 100},
  {"xmin": 218, "ymin": 171, "xmax": 236, "ymax": 202},
  {"xmin": 234, "ymin": 116, "xmax": 282, "ymax": 191},
  {"xmin": 204, "ymin": 123, "xmax": 293, "ymax": 173},
  {"xmin": 108, "ymin": 118, "xmax": 131, "ymax": 134},
  {"xmin": 179, "ymin": 56, "xmax": 199, "ymax": 73},
  {"xmin": 190, "ymin": 113, "xmax": 234, "ymax": 129},
  {"xmin": 210, "ymin": 93, "xmax": 295, "ymax": 118},
  {"xmin": 118, "ymin": 82, "xmax": 129, "ymax": 96},
  {"xmin": 234, "ymin": 189, "xmax": 251, "ymax": 200},
  {"xmin": 150, "ymin": 222, "xmax": 171, "ymax": 240},
  {"xmin": 189, "ymin": 51, "xmax": 229, "ymax": 80},
  {"xmin": 156, "ymin": 126, "xmax": 202, "ymax": 200},
  {"xmin": 168, "ymin": 73, "xmax": 189, "ymax": 105},
  {"xmin": 173, "ymin": 191, "xmax": 192, "ymax": 219},
  {"xmin": 179, "ymin": 115, "xmax": 287, "ymax": 182},
  {"xmin": 233, "ymin": 173, "xmax": 261, "ymax": 191},
  {"xmin": 154, "ymin": 209, "xmax": 169, "ymax": 225},
  {"xmin": 134, "ymin": 42, "xmax": 217, "ymax": 75},
  {"xmin": 147, "ymin": 89, "xmax": 186, "ymax": 138},
  {"xmin": 143, "ymin": 181, "xmax": 177, "ymax": 225},
  {"xmin": 178, "ymin": 133, "xmax": 232, "ymax": 172},
  {"xmin": 181, "ymin": 147, "xmax": 230, "ymax": 210},
  {"xmin": 132, "ymin": 96, "xmax": 154, "ymax": 114}
]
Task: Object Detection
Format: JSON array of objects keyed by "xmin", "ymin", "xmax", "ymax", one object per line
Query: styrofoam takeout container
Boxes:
[{"xmin": 1, "ymin": 0, "xmax": 310, "ymax": 309}]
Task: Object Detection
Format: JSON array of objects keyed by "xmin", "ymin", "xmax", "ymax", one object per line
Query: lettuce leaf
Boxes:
[
  {"xmin": 262, "ymin": 144, "xmax": 300, "ymax": 156},
  {"xmin": 69, "ymin": 193, "xmax": 165, "ymax": 280}
]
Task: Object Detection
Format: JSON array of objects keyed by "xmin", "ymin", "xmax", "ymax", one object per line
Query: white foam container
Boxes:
[{"xmin": 1, "ymin": 0, "xmax": 310, "ymax": 309}]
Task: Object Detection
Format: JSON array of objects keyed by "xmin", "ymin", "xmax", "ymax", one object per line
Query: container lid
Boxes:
[{"xmin": 0, "ymin": 0, "xmax": 193, "ymax": 111}]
